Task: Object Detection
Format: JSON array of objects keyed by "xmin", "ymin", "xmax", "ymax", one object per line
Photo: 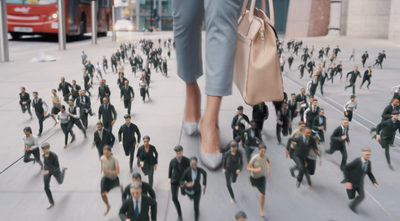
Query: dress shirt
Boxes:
[{"xmin": 69, "ymin": 105, "xmax": 80, "ymax": 119}]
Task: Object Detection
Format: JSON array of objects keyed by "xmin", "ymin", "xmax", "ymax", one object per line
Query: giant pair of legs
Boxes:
[{"xmin": 173, "ymin": 0, "xmax": 241, "ymax": 169}]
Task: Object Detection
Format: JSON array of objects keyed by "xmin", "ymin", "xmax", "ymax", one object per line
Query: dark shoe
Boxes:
[
  {"xmin": 84, "ymin": 132, "xmax": 87, "ymax": 139},
  {"xmin": 367, "ymin": 86, "xmax": 370, "ymax": 90},
  {"xmin": 37, "ymin": 134, "xmax": 41, "ymax": 137},
  {"xmin": 349, "ymin": 206, "xmax": 358, "ymax": 215},
  {"xmin": 389, "ymin": 144, "xmax": 396, "ymax": 147},
  {"xmin": 47, "ymin": 204, "xmax": 54, "ymax": 210},
  {"xmin": 177, "ymin": 217, "xmax": 183, "ymax": 221},
  {"xmin": 290, "ymin": 168, "xmax": 295, "ymax": 178},
  {"xmin": 130, "ymin": 168, "xmax": 133, "ymax": 173},
  {"xmin": 296, "ymin": 181, "xmax": 301, "ymax": 188},
  {"xmin": 389, "ymin": 164, "xmax": 394, "ymax": 170},
  {"xmin": 371, "ymin": 134, "xmax": 376, "ymax": 139}
]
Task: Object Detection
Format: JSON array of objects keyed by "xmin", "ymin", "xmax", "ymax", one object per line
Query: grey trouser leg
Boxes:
[{"xmin": 173, "ymin": 0, "xmax": 241, "ymax": 96}]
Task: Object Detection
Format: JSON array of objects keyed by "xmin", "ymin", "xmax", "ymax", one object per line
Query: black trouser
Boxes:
[
  {"xmin": 254, "ymin": 119, "xmax": 264, "ymax": 132},
  {"xmin": 44, "ymin": 169, "xmax": 65, "ymax": 204},
  {"xmin": 97, "ymin": 146, "xmax": 104, "ymax": 158},
  {"xmin": 112, "ymin": 62, "xmax": 117, "ymax": 72},
  {"xmin": 244, "ymin": 145, "xmax": 256, "ymax": 162},
  {"xmin": 289, "ymin": 109, "xmax": 297, "ymax": 122},
  {"xmin": 140, "ymin": 88, "xmax": 146, "ymax": 101},
  {"xmin": 345, "ymin": 81, "xmax": 356, "ymax": 94},
  {"xmin": 88, "ymin": 72, "xmax": 94, "ymax": 84},
  {"xmin": 141, "ymin": 162, "xmax": 155, "ymax": 187},
  {"xmin": 67, "ymin": 120, "xmax": 86, "ymax": 136},
  {"xmin": 276, "ymin": 123, "xmax": 289, "ymax": 143},
  {"xmin": 36, "ymin": 112, "xmax": 49, "ymax": 135},
  {"xmin": 187, "ymin": 191, "xmax": 201, "ymax": 221},
  {"xmin": 347, "ymin": 183, "xmax": 365, "ymax": 210},
  {"xmin": 310, "ymin": 89, "xmax": 316, "ymax": 97},
  {"xmin": 62, "ymin": 94, "xmax": 69, "ymax": 104},
  {"xmin": 84, "ymin": 83, "xmax": 91, "ymax": 96},
  {"xmin": 81, "ymin": 110, "xmax": 90, "ymax": 128},
  {"xmin": 309, "ymin": 68, "xmax": 313, "ymax": 77},
  {"xmin": 21, "ymin": 103, "xmax": 32, "ymax": 116},
  {"xmin": 103, "ymin": 121, "xmax": 113, "ymax": 133},
  {"xmin": 123, "ymin": 142, "xmax": 136, "ymax": 169},
  {"xmin": 299, "ymin": 108, "xmax": 305, "ymax": 122},
  {"xmin": 304, "ymin": 158, "xmax": 316, "ymax": 186},
  {"xmin": 60, "ymin": 122, "xmax": 75, "ymax": 145},
  {"xmin": 320, "ymin": 82, "xmax": 325, "ymax": 95},
  {"xmin": 132, "ymin": 66, "xmax": 136, "ymax": 74},
  {"xmin": 380, "ymin": 139, "xmax": 392, "ymax": 165},
  {"xmin": 326, "ymin": 146, "xmax": 347, "ymax": 170},
  {"xmin": 289, "ymin": 62, "xmax": 293, "ymax": 70},
  {"xmin": 329, "ymin": 74, "xmax": 334, "ymax": 83},
  {"xmin": 336, "ymin": 70, "xmax": 343, "ymax": 79},
  {"xmin": 225, "ymin": 170, "xmax": 238, "ymax": 200},
  {"xmin": 360, "ymin": 78, "xmax": 371, "ymax": 88},
  {"xmin": 281, "ymin": 66, "xmax": 284, "ymax": 72},
  {"xmin": 103, "ymin": 63, "xmax": 108, "ymax": 72},
  {"xmin": 292, "ymin": 156, "xmax": 306, "ymax": 182},
  {"xmin": 171, "ymin": 182, "xmax": 184, "ymax": 217},
  {"xmin": 24, "ymin": 148, "xmax": 43, "ymax": 166},
  {"xmin": 362, "ymin": 60, "xmax": 366, "ymax": 68},
  {"xmin": 124, "ymin": 99, "xmax": 132, "ymax": 114},
  {"xmin": 345, "ymin": 110, "xmax": 353, "ymax": 122},
  {"xmin": 164, "ymin": 67, "xmax": 168, "ymax": 77}
]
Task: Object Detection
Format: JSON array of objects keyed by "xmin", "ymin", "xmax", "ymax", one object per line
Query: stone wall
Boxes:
[
  {"xmin": 285, "ymin": 0, "xmax": 313, "ymax": 38},
  {"xmin": 388, "ymin": 0, "xmax": 400, "ymax": 42},
  {"xmin": 307, "ymin": 0, "xmax": 331, "ymax": 36}
]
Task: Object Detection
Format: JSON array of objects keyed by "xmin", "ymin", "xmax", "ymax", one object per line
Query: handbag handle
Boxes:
[{"xmin": 240, "ymin": 0, "xmax": 275, "ymax": 26}]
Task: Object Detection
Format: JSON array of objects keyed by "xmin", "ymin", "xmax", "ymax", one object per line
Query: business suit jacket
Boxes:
[
  {"xmin": 342, "ymin": 157, "xmax": 377, "ymax": 188},
  {"xmin": 346, "ymin": 71, "xmax": 361, "ymax": 83},
  {"xmin": 312, "ymin": 115, "xmax": 326, "ymax": 141},
  {"xmin": 98, "ymin": 103, "xmax": 117, "ymax": 123},
  {"xmin": 295, "ymin": 94, "xmax": 307, "ymax": 107},
  {"xmin": 180, "ymin": 167, "xmax": 207, "ymax": 193},
  {"xmin": 307, "ymin": 61, "xmax": 316, "ymax": 70},
  {"xmin": 19, "ymin": 92, "xmax": 31, "ymax": 105},
  {"xmin": 98, "ymin": 85, "xmax": 111, "ymax": 100},
  {"xmin": 319, "ymin": 72, "xmax": 327, "ymax": 84},
  {"xmin": 363, "ymin": 70, "xmax": 372, "ymax": 79},
  {"xmin": 118, "ymin": 123, "xmax": 141, "ymax": 145},
  {"xmin": 288, "ymin": 99, "xmax": 298, "ymax": 115},
  {"xmin": 58, "ymin": 82, "xmax": 72, "ymax": 96},
  {"xmin": 70, "ymin": 84, "xmax": 81, "ymax": 98},
  {"xmin": 117, "ymin": 77, "xmax": 128, "ymax": 88},
  {"xmin": 43, "ymin": 151, "xmax": 60, "ymax": 174},
  {"xmin": 231, "ymin": 114, "xmax": 250, "ymax": 136},
  {"xmin": 120, "ymin": 85, "xmax": 135, "ymax": 100},
  {"xmin": 168, "ymin": 156, "xmax": 191, "ymax": 184},
  {"xmin": 330, "ymin": 126, "xmax": 350, "ymax": 150},
  {"xmin": 93, "ymin": 128, "xmax": 115, "ymax": 149},
  {"xmin": 252, "ymin": 103, "xmax": 268, "ymax": 121},
  {"xmin": 242, "ymin": 128, "xmax": 262, "ymax": 147},
  {"xmin": 376, "ymin": 119, "xmax": 400, "ymax": 140},
  {"xmin": 76, "ymin": 95, "xmax": 91, "ymax": 111},
  {"xmin": 122, "ymin": 181, "xmax": 156, "ymax": 202},
  {"xmin": 119, "ymin": 196, "xmax": 157, "ymax": 221},
  {"xmin": 381, "ymin": 104, "xmax": 399, "ymax": 122},
  {"xmin": 137, "ymin": 145, "xmax": 158, "ymax": 165},
  {"xmin": 288, "ymin": 135, "xmax": 318, "ymax": 159},
  {"xmin": 361, "ymin": 53, "xmax": 369, "ymax": 62}
]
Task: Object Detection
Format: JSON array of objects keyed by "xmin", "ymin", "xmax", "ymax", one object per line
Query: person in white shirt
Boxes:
[
  {"xmin": 349, "ymin": 48, "xmax": 355, "ymax": 63},
  {"xmin": 57, "ymin": 105, "xmax": 76, "ymax": 148},
  {"xmin": 95, "ymin": 61, "xmax": 103, "ymax": 82}
]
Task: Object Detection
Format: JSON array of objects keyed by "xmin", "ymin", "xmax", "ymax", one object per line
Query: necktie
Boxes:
[
  {"xmin": 259, "ymin": 104, "xmax": 263, "ymax": 112},
  {"xmin": 127, "ymin": 124, "xmax": 130, "ymax": 133},
  {"xmin": 135, "ymin": 200, "xmax": 140, "ymax": 218},
  {"xmin": 304, "ymin": 138, "xmax": 309, "ymax": 146},
  {"xmin": 393, "ymin": 122, "xmax": 396, "ymax": 129},
  {"xmin": 105, "ymin": 104, "xmax": 108, "ymax": 111},
  {"xmin": 362, "ymin": 162, "xmax": 367, "ymax": 175},
  {"xmin": 70, "ymin": 106, "xmax": 73, "ymax": 113},
  {"xmin": 342, "ymin": 128, "xmax": 346, "ymax": 136}
]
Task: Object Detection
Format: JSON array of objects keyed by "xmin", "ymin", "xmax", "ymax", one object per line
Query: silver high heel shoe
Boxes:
[{"xmin": 183, "ymin": 122, "xmax": 200, "ymax": 136}]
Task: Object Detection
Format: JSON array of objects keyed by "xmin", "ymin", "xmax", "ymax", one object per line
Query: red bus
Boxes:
[{"xmin": 6, "ymin": 0, "xmax": 113, "ymax": 39}]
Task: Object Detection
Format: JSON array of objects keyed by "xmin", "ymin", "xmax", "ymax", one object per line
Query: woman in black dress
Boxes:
[{"xmin": 137, "ymin": 135, "xmax": 158, "ymax": 187}]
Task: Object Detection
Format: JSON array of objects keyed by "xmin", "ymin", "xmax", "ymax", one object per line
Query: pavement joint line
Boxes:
[
  {"xmin": 0, "ymin": 83, "xmax": 121, "ymax": 175},
  {"xmin": 284, "ymin": 74, "xmax": 396, "ymax": 219}
]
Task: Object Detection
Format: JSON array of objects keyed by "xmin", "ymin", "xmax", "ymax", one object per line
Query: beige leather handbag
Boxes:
[{"xmin": 233, "ymin": 0, "xmax": 284, "ymax": 105}]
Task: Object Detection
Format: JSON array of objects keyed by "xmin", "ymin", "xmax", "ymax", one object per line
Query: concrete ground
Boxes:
[{"xmin": 0, "ymin": 31, "xmax": 400, "ymax": 221}]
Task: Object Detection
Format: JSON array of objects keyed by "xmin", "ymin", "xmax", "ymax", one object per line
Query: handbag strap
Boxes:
[{"xmin": 241, "ymin": 0, "xmax": 275, "ymax": 26}]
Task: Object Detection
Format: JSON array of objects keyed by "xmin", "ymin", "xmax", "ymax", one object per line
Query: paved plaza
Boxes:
[{"xmin": 1, "ymin": 32, "xmax": 400, "ymax": 221}]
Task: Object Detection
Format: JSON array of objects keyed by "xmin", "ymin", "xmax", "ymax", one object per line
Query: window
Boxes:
[{"xmin": 7, "ymin": 0, "xmax": 57, "ymax": 4}]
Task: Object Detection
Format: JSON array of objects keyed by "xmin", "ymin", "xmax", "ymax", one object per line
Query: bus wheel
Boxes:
[{"xmin": 11, "ymin": 33, "xmax": 21, "ymax": 39}]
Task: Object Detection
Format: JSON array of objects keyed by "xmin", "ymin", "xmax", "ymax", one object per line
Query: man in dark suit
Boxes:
[
  {"xmin": 377, "ymin": 50, "xmax": 386, "ymax": 69},
  {"xmin": 98, "ymin": 80, "xmax": 111, "ymax": 104},
  {"xmin": 231, "ymin": 106, "xmax": 250, "ymax": 140},
  {"xmin": 318, "ymin": 68, "xmax": 327, "ymax": 95},
  {"xmin": 242, "ymin": 121, "xmax": 262, "ymax": 161},
  {"xmin": 122, "ymin": 173, "xmax": 155, "ymax": 202},
  {"xmin": 345, "ymin": 66, "xmax": 362, "ymax": 94},
  {"xmin": 32, "ymin": 92, "xmax": 50, "ymax": 137},
  {"xmin": 41, "ymin": 143, "xmax": 67, "ymax": 210},
  {"xmin": 70, "ymin": 80, "xmax": 81, "ymax": 100},
  {"xmin": 361, "ymin": 51, "xmax": 369, "ymax": 68},
  {"xmin": 111, "ymin": 53, "xmax": 117, "ymax": 73},
  {"xmin": 342, "ymin": 147, "xmax": 378, "ymax": 214},
  {"xmin": 118, "ymin": 114, "xmax": 141, "ymax": 172},
  {"xmin": 57, "ymin": 77, "xmax": 72, "ymax": 103},
  {"xmin": 288, "ymin": 128, "xmax": 318, "ymax": 188},
  {"xmin": 121, "ymin": 80, "xmax": 135, "ymax": 115},
  {"xmin": 374, "ymin": 110, "xmax": 400, "ymax": 170},
  {"xmin": 67, "ymin": 99, "xmax": 87, "ymax": 139},
  {"xmin": 304, "ymin": 99, "xmax": 320, "ymax": 128},
  {"xmin": 288, "ymin": 93, "xmax": 298, "ymax": 123},
  {"xmin": 76, "ymin": 90, "xmax": 93, "ymax": 128},
  {"xmin": 252, "ymin": 102, "xmax": 268, "ymax": 132},
  {"xmin": 307, "ymin": 75, "xmax": 319, "ymax": 97},
  {"xmin": 325, "ymin": 45, "xmax": 330, "ymax": 55},
  {"xmin": 92, "ymin": 122, "xmax": 115, "ymax": 158},
  {"xmin": 273, "ymin": 90, "xmax": 288, "ymax": 115},
  {"xmin": 117, "ymin": 73, "xmax": 128, "ymax": 91},
  {"xmin": 296, "ymin": 88, "xmax": 308, "ymax": 121},
  {"xmin": 333, "ymin": 45, "xmax": 341, "ymax": 57},
  {"xmin": 276, "ymin": 102, "xmax": 291, "ymax": 144},
  {"xmin": 86, "ymin": 60, "xmax": 95, "ymax": 85},
  {"xmin": 325, "ymin": 118, "xmax": 350, "ymax": 171},
  {"xmin": 180, "ymin": 157, "xmax": 207, "ymax": 221},
  {"xmin": 168, "ymin": 145, "xmax": 190, "ymax": 221},
  {"xmin": 143, "ymin": 64, "xmax": 152, "ymax": 87},
  {"xmin": 98, "ymin": 97, "xmax": 117, "ymax": 132},
  {"xmin": 83, "ymin": 68, "xmax": 92, "ymax": 96},
  {"xmin": 119, "ymin": 181, "xmax": 157, "ymax": 221},
  {"xmin": 301, "ymin": 52, "xmax": 310, "ymax": 65},
  {"xmin": 307, "ymin": 57, "xmax": 316, "ymax": 77},
  {"xmin": 371, "ymin": 99, "xmax": 400, "ymax": 146},
  {"xmin": 360, "ymin": 66, "xmax": 372, "ymax": 90},
  {"xmin": 312, "ymin": 109, "xmax": 326, "ymax": 142}
]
